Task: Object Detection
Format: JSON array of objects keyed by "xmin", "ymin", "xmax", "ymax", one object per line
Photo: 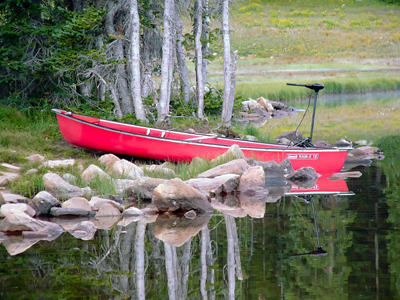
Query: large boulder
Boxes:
[
  {"xmin": 30, "ymin": 191, "xmax": 62, "ymax": 215},
  {"xmin": 185, "ymin": 174, "xmax": 240, "ymax": 196},
  {"xmin": 197, "ymin": 159, "xmax": 249, "ymax": 178},
  {"xmin": 62, "ymin": 197, "xmax": 92, "ymax": 211},
  {"xmin": 43, "ymin": 172, "xmax": 84, "ymax": 199},
  {"xmin": 152, "ymin": 178, "xmax": 213, "ymax": 214},
  {"xmin": 286, "ymin": 167, "xmax": 320, "ymax": 189}
]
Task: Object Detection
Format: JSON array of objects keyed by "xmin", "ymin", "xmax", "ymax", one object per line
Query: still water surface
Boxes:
[{"xmin": 1, "ymin": 93, "xmax": 400, "ymax": 300}]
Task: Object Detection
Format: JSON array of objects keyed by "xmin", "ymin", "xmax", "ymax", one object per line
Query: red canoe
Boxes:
[{"xmin": 52, "ymin": 109, "xmax": 349, "ymax": 174}]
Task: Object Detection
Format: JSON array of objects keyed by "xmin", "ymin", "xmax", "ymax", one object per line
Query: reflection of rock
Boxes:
[
  {"xmin": 2, "ymin": 234, "xmax": 60, "ymax": 256},
  {"xmin": 238, "ymin": 196, "xmax": 266, "ymax": 218},
  {"xmin": 286, "ymin": 167, "xmax": 320, "ymax": 189},
  {"xmin": 155, "ymin": 214, "xmax": 212, "ymax": 247},
  {"xmin": 67, "ymin": 221, "xmax": 97, "ymax": 240},
  {"xmin": 342, "ymin": 158, "xmax": 372, "ymax": 171},
  {"xmin": 211, "ymin": 199, "xmax": 247, "ymax": 218},
  {"xmin": 152, "ymin": 178, "xmax": 213, "ymax": 214},
  {"xmin": 264, "ymin": 183, "xmax": 291, "ymax": 202}
]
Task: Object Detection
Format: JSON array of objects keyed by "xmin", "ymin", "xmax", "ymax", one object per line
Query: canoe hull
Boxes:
[{"xmin": 53, "ymin": 110, "xmax": 349, "ymax": 174}]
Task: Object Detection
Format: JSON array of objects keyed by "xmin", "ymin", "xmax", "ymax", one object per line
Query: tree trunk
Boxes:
[
  {"xmin": 135, "ymin": 221, "xmax": 146, "ymax": 300},
  {"xmin": 129, "ymin": 0, "xmax": 148, "ymax": 122},
  {"xmin": 201, "ymin": 0, "xmax": 210, "ymax": 90},
  {"xmin": 228, "ymin": 50, "xmax": 239, "ymax": 122},
  {"xmin": 220, "ymin": 0, "xmax": 232, "ymax": 127},
  {"xmin": 175, "ymin": 12, "xmax": 190, "ymax": 104},
  {"xmin": 195, "ymin": 0, "xmax": 204, "ymax": 119},
  {"xmin": 158, "ymin": 0, "xmax": 175, "ymax": 123},
  {"xmin": 105, "ymin": 2, "xmax": 134, "ymax": 115}
]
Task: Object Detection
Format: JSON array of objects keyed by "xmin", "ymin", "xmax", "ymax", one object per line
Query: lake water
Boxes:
[{"xmin": 1, "ymin": 93, "xmax": 400, "ymax": 300}]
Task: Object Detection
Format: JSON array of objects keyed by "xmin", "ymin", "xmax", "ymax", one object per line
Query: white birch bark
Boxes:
[
  {"xmin": 129, "ymin": 0, "xmax": 148, "ymax": 122},
  {"xmin": 175, "ymin": 12, "xmax": 190, "ymax": 104},
  {"xmin": 225, "ymin": 215, "xmax": 236, "ymax": 300},
  {"xmin": 195, "ymin": 0, "xmax": 205, "ymax": 119},
  {"xmin": 201, "ymin": 0, "xmax": 210, "ymax": 89},
  {"xmin": 220, "ymin": 0, "xmax": 232, "ymax": 127},
  {"xmin": 200, "ymin": 228, "xmax": 208, "ymax": 300},
  {"xmin": 165, "ymin": 243, "xmax": 177, "ymax": 300},
  {"xmin": 135, "ymin": 221, "xmax": 146, "ymax": 300},
  {"xmin": 158, "ymin": 0, "xmax": 175, "ymax": 122}
]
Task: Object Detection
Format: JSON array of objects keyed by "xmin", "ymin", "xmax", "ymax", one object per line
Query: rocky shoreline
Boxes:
[{"xmin": 0, "ymin": 141, "xmax": 382, "ymax": 255}]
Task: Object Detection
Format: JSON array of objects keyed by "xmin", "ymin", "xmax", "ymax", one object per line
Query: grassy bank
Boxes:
[{"xmin": 203, "ymin": 0, "xmax": 400, "ymax": 100}]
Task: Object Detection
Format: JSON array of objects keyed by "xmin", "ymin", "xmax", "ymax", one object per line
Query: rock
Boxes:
[
  {"xmin": 30, "ymin": 191, "xmax": 62, "ymax": 215},
  {"xmin": 62, "ymin": 173, "xmax": 78, "ymax": 184},
  {"xmin": 333, "ymin": 138, "xmax": 354, "ymax": 148},
  {"xmin": 50, "ymin": 207, "xmax": 93, "ymax": 217},
  {"xmin": 122, "ymin": 206, "xmax": 143, "ymax": 217},
  {"xmin": 62, "ymin": 197, "xmax": 92, "ymax": 211},
  {"xmin": 241, "ymin": 99, "xmax": 267, "ymax": 115},
  {"xmin": 1, "ymin": 163, "xmax": 21, "ymax": 173},
  {"xmin": 155, "ymin": 214, "xmax": 212, "ymax": 247},
  {"xmin": 0, "ymin": 192, "xmax": 5, "ymax": 206},
  {"xmin": 81, "ymin": 164, "xmax": 111, "ymax": 183},
  {"xmin": 25, "ymin": 168, "xmax": 38, "ymax": 175},
  {"xmin": 125, "ymin": 177, "xmax": 167, "ymax": 200},
  {"xmin": 197, "ymin": 159, "xmax": 249, "ymax": 178},
  {"xmin": 152, "ymin": 178, "xmax": 213, "ymax": 214},
  {"xmin": 95, "ymin": 203, "xmax": 122, "ymax": 217},
  {"xmin": 43, "ymin": 172, "xmax": 84, "ymax": 199},
  {"xmin": 98, "ymin": 153, "xmax": 121, "ymax": 171},
  {"xmin": 185, "ymin": 174, "xmax": 240, "ymax": 196},
  {"xmin": 238, "ymin": 166, "xmax": 265, "ymax": 188},
  {"xmin": 1, "ymin": 203, "xmax": 36, "ymax": 217},
  {"xmin": 286, "ymin": 167, "xmax": 320, "ymax": 189},
  {"xmin": 89, "ymin": 196, "xmax": 123, "ymax": 212},
  {"xmin": 142, "ymin": 165, "xmax": 176, "ymax": 179},
  {"xmin": 314, "ymin": 140, "xmax": 333, "ymax": 147},
  {"xmin": 0, "ymin": 210, "xmax": 63, "ymax": 237},
  {"xmin": 190, "ymin": 157, "xmax": 205, "ymax": 167},
  {"xmin": 257, "ymin": 97, "xmax": 274, "ymax": 112},
  {"xmin": 329, "ymin": 171, "xmax": 362, "ymax": 179},
  {"xmin": 275, "ymin": 130, "xmax": 303, "ymax": 144},
  {"xmin": 2, "ymin": 193, "xmax": 28, "ymax": 204},
  {"xmin": 348, "ymin": 146, "xmax": 383, "ymax": 159},
  {"xmin": 114, "ymin": 179, "xmax": 137, "ymax": 195},
  {"xmin": 41, "ymin": 159, "xmax": 76, "ymax": 168},
  {"xmin": 0, "ymin": 172, "xmax": 20, "ymax": 185},
  {"xmin": 113, "ymin": 159, "xmax": 144, "ymax": 180},
  {"xmin": 67, "ymin": 221, "xmax": 97, "ymax": 240},
  {"xmin": 211, "ymin": 144, "xmax": 245, "ymax": 163},
  {"xmin": 26, "ymin": 154, "xmax": 45, "ymax": 163}
]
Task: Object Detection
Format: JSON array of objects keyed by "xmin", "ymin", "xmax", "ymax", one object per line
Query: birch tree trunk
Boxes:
[
  {"xmin": 175, "ymin": 12, "xmax": 190, "ymax": 104},
  {"xmin": 220, "ymin": 0, "xmax": 232, "ymax": 127},
  {"xmin": 129, "ymin": 0, "xmax": 148, "ymax": 122},
  {"xmin": 195, "ymin": 0, "xmax": 205, "ymax": 119},
  {"xmin": 158, "ymin": 0, "xmax": 175, "ymax": 123},
  {"xmin": 201, "ymin": 0, "xmax": 210, "ymax": 89},
  {"xmin": 135, "ymin": 221, "xmax": 146, "ymax": 300}
]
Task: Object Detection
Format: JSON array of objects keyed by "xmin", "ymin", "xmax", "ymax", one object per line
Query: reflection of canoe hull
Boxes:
[
  {"xmin": 287, "ymin": 175, "xmax": 352, "ymax": 196},
  {"xmin": 52, "ymin": 109, "xmax": 349, "ymax": 173}
]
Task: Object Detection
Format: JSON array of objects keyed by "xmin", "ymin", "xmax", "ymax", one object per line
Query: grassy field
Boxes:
[{"xmin": 204, "ymin": 0, "xmax": 400, "ymax": 99}]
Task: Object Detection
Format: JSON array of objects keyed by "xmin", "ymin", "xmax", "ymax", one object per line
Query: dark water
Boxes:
[{"xmin": 1, "ymin": 96, "xmax": 400, "ymax": 300}]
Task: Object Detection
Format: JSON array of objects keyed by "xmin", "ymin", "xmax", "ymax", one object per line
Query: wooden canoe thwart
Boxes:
[{"xmin": 52, "ymin": 109, "xmax": 350, "ymax": 174}]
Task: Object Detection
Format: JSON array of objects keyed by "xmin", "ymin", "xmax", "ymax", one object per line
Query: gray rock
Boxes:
[
  {"xmin": 286, "ymin": 167, "xmax": 320, "ymax": 189},
  {"xmin": 62, "ymin": 197, "xmax": 92, "ymax": 211},
  {"xmin": 50, "ymin": 207, "xmax": 93, "ymax": 217},
  {"xmin": 98, "ymin": 153, "xmax": 121, "ymax": 171},
  {"xmin": 81, "ymin": 164, "xmax": 110, "ymax": 183},
  {"xmin": 89, "ymin": 196, "xmax": 123, "ymax": 212},
  {"xmin": 112, "ymin": 159, "xmax": 144, "ymax": 180},
  {"xmin": 43, "ymin": 172, "xmax": 84, "ymax": 199},
  {"xmin": 95, "ymin": 203, "xmax": 121, "ymax": 217},
  {"xmin": 275, "ymin": 130, "xmax": 303, "ymax": 144},
  {"xmin": 41, "ymin": 159, "xmax": 76, "ymax": 168},
  {"xmin": 30, "ymin": 190, "xmax": 61, "ymax": 215},
  {"xmin": 125, "ymin": 177, "xmax": 167, "ymax": 200}
]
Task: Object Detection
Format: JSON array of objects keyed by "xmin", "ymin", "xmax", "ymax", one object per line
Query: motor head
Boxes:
[{"xmin": 287, "ymin": 83, "xmax": 325, "ymax": 92}]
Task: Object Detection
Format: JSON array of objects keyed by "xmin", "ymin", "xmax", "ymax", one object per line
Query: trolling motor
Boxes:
[{"xmin": 287, "ymin": 83, "xmax": 325, "ymax": 146}]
